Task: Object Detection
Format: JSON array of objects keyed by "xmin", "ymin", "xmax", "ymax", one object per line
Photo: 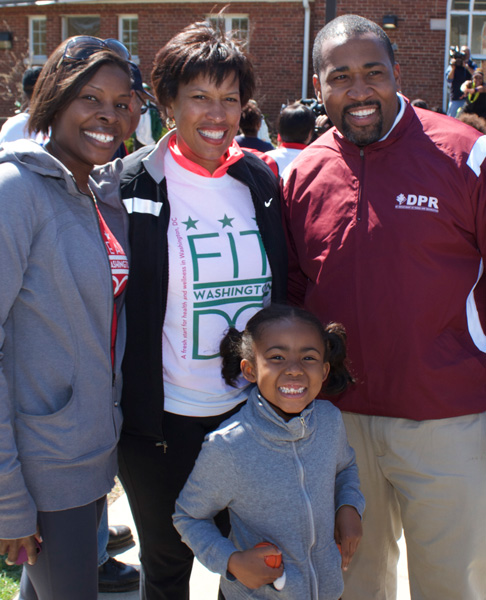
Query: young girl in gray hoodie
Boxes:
[{"xmin": 173, "ymin": 304, "xmax": 365, "ymax": 599}]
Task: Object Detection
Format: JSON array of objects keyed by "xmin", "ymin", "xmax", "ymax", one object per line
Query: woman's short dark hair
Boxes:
[
  {"xmin": 29, "ymin": 38, "xmax": 131, "ymax": 136},
  {"xmin": 239, "ymin": 100, "xmax": 262, "ymax": 136},
  {"xmin": 151, "ymin": 21, "xmax": 255, "ymax": 110}
]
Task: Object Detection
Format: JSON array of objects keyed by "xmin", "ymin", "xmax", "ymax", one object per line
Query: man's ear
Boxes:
[
  {"xmin": 241, "ymin": 358, "xmax": 257, "ymax": 383},
  {"xmin": 393, "ymin": 62, "xmax": 402, "ymax": 92},
  {"xmin": 313, "ymin": 73, "xmax": 323, "ymax": 103}
]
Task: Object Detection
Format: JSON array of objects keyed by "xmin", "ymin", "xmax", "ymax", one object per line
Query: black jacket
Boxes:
[{"xmin": 120, "ymin": 136, "xmax": 288, "ymax": 443}]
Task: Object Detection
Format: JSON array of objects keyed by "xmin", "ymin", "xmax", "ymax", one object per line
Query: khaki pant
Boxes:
[{"xmin": 341, "ymin": 412, "xmax": 486, "ymax": 600}]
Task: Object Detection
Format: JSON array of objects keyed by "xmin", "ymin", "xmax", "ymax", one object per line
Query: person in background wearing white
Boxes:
[
  {"xmin": 266, "ymin": 101, "xmax": 315, "ymax": 178},
  {"xmin": 0, "ymin": 67, "xmax": 46, "ymax": 144}
]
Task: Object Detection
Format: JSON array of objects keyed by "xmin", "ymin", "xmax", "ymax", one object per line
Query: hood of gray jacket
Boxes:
[{"xmin": 0, "ymin": 139, "xmax": 123, "ymax": 204}]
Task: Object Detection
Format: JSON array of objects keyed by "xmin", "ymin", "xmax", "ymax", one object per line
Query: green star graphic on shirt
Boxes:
[
  {"xmin": 218, "ymin": 214, "xmax": 234, "ymax": 228},
  {"xmin": 182, "ymin": 216, "xmax": 199, "ymax": 230}
]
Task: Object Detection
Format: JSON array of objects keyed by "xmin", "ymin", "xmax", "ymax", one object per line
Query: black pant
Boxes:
[
  {"xmin": 19, "ymin": 497, "xmax": 105, "ymax": 600},
  {"xmin": 118, "ymin": 407, "xmax": 242, "ymax": 600}
]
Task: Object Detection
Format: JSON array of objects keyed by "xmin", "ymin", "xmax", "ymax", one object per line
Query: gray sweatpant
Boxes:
[{"xmin": 19, "ymin": 496, "xmax": 105, "ymax": 600}]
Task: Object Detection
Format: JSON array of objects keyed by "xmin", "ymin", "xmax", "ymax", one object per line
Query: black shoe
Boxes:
[
  {"xmin": 98, "ymin": 557, "xmax": 140, "ymax": 593},
  {"xmin": 107, "ymin": 524, "xmax": 134, "ymax": 551}
]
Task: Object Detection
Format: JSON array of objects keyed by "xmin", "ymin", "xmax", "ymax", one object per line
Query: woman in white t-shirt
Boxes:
[{"xmin": 118, "ymin": 20, "xmax": 288, "ymax": 600}]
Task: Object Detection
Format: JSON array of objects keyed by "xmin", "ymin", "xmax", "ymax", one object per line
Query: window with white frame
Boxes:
[
  {"xmin": 119, "ymin": 15, "xmax": 138, "ymax": 62},
  {"xmin": 29, "ymin": 16, "xmax": 47, "ymax": 64},
  {"xmin": 207, "ymin": 14, "xmax": 249, "ymax": 48},
  {"xmin": 62, "ymin": 15, "xmax": 100, "ymax": 40},
  {"xmin": 450, "ymin": 0, "xmax": 486, "ymax": 59}
]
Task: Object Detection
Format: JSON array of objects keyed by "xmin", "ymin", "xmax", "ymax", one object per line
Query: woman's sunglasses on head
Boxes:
[{"xmin": 58, "ymin": 36, "xmax": 131, "ymax": 68}]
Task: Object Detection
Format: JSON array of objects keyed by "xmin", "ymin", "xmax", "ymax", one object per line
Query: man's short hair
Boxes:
[
  {"xmin": 22, "ymin": 66, "xmax": 42, "ymax": 100},
  {"xmin": 278, "ymin": 102, "xmax": 316, "ymax": 144},
  {"xmin": 312, "ymin": 14, "xmax": 395, "ymax": 74},
  {"xmin": 411, "ymin": 98, "xmax": 428, "ymax": 110}
]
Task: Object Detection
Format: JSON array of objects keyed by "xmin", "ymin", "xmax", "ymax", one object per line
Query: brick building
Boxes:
[{"xmin": 0, "ymin": 0, "xmax": 482, "ymax": 129}]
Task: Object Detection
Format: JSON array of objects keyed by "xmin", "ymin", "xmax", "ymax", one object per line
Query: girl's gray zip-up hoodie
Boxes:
[
  {"xmin": 0, "ymin": 140, "xmax": 128, "ymax": 539},
  {"xmin": 174, "ymin": 387, "xmax": 365, "ymax": 600}
]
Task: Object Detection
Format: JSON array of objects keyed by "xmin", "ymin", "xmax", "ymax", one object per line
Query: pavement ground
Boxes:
[{"xmin": 100, "ymin": 492, "xmax": 412, "ymax": 600}]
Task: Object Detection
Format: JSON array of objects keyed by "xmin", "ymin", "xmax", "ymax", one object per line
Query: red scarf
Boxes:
[{"xmin": 168, "ymin": 135, "xmax": 244, "ymax": 178}]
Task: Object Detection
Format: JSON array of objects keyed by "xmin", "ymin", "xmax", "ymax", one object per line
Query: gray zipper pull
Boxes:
[{"xmin": 156, "ymin": 440, "xmax": 168, "ymax": 453}]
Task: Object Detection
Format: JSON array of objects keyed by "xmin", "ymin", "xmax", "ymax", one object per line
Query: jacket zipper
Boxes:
[
  {"xmin": 357, "ymin": 148, "xmax": 365, "ymax": 222},
  {"xmin": 292, "ymin": 437, "xmax": 319, "ymax": 598},
  {"xmin": 156, "ymin": 440, "xmax": 168, "ymax": 453},
  {"xmin": 156, "ymin": 181, "xmax": 169, "ymax": 453}
]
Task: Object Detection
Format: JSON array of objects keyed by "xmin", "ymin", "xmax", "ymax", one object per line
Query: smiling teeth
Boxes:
[
  {"xmin": 199, "ymin": 129, "xmax": 224, "ymax": 140},
  {"xmin": 279, "ymin": 386, "xmax": 305, "ymax": 394},
  {"xmin": 349, "ymin": 108, "xmax": 376, "ymax": 117},
  {"xmin": 85, "ymin": 131, "xmax": 114, "ymax": 143}
]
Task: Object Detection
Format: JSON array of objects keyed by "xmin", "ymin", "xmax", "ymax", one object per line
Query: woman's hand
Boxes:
[
  {"xmin": 0, "ymin": 531, "xmax": 41, "ymax": 566},
  {"xmin": 334, "ymin": 505, "xmax": 362, "ymax": 571},
  {"xmin": 227, "ymin": 544, "xmax": 284, "ymax": 589}
]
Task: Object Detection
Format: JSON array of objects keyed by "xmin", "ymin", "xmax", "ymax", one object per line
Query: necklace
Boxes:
[
  {"xmin": 87, "ymin": 184, "xmax": 102, "ymax": 228},
  {"xmin": 468, "ymin": 82, "xmax": 480, "ymax": 104},
  {"xmin": 87, "ymin": 183, "xmax": 98, "ymax": 205}
]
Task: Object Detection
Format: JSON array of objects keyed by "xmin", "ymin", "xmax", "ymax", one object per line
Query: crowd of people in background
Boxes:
[
  {"xmin": 2, "ymin": 43, "xmax": 485, "ymax": 165},
  {"xmin": 445, "ymin": 43, "xmax": 486, "ymax": 133},
  {"xmin": 0, "ymin": 11, "xmax": 485, "ymax": 600}
]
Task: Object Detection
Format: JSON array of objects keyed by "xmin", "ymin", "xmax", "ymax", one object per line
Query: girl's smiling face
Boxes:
[{"xmin": 241, "ymin": 318, "xmax": 330, "ymax": 419}]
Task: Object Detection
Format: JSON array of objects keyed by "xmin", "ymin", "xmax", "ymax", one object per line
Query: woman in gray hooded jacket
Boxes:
[{"xmin": 0, "ymin": 37, "xmax": 132, "ymax": 600}]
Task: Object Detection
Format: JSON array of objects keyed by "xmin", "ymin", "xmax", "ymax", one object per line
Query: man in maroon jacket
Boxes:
[{"xmin": 283, "ymin": 14, "xmax": 486, "ymax": 600}]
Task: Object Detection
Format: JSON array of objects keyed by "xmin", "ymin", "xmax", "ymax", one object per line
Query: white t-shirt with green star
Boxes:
[{"xmin": 162, "ymin": 150, "xmax": 272, "ymax": 416}]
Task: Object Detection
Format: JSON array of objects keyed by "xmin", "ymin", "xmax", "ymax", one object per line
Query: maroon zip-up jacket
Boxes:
[{"xmin": 283, "ymin": 98, "xmax": 486, "ymax": 420}]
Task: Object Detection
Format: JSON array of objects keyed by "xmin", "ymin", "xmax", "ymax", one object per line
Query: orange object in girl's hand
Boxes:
[{"xmin": 255, "ymin": 542, "xmax": 282, "ymax": 568}]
